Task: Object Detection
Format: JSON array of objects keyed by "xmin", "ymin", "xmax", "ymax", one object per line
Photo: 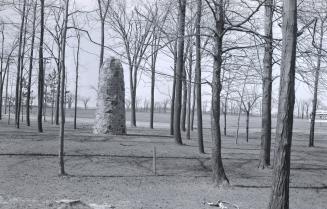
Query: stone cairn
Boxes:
[{"xmin": 93, "ymin": 57, "xmax": 126, "ymax": 135}]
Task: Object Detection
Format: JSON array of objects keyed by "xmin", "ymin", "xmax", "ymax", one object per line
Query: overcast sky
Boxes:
[{"xmin": 1, "ymin": 0, "xmax": 324, "ymax": 111}]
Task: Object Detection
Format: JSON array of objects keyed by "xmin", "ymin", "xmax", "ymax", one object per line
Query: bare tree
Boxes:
[
  {"xmin": 108, "ymin": 1, "xmax": 154, "ymax": 127},
  {"xmin": 309, "ymin": 13, "xmax": 327, "ymax": 147},
  {"xmin": 241, "ymin": 88, "xmax": 260, "ymax": 142},
  {"xmin": 81, "ymin": 97, "xmax": 90, "ymax": 110}
]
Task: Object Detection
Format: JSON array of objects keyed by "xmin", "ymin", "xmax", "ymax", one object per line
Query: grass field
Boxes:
[{"xmin": 0, "ymin": 110, "xmax": 326, "ymax": 209}]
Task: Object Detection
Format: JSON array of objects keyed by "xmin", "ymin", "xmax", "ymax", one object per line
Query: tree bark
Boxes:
[
  {"xmin": 223, "ymin": 97, "xmax": 227, "ymax": 136},
  {"xmin": 186, "ymin": 44, "xmax": 192, "ymax": 139},
  {"xmin": 26, "ymin": 2, "xmax": 37, "ymax": 126},
  {"xmin": 190, "ymin": 77, "xmax": 196, "ymax": 131},
  {"xmin": 259, "ymin": 0, "xmax": 273, "ymax": 169},
  {"xmin": 170, "ymin": 42, "xmax": 177, "ymax": 135},
  {"xmin": 259, "ymin": 0, "xmax": 274, "ymax": 167},
  {"xmin": 195, "ymin": 0, "xmax": 204, "ymax": 153},
  {"xmin": 74, "ymin": 32, "xmax": 80, "ymax": 130},
  {"xmin": 55, "ymin": 54, "xmax": 61, "ymax": 125},
  {"xmin": 174, "ymin": 0, "xmax": 186, "ymax": 145},
  {"xmin": 38, "ymin": 0, "xmax": 45, "ymax": 132},
  {"xmin": 130, "ymin": 73, "xmax": 137, "ymax": 127},
  {"xmin": 211, "ymin": 0, "xmax": 229, "ymax": 186},
  {"xmin": 181, "ymin": 66, "xmax": 187, "ymax": 132},
  {"xmin": 15, "ymin": 0, "xmax": 27, "ymax": 128},
  {"xmin": 150, "ymin": 34, "xmax": 158, "ymax": 129},
  {"xmin": 0, "ymin": 26, "xmax": 4, "ymax": 120},
  {"xmin": 268, "ymin": 0, "xmax": 297, "ymax": 207},
  {"xmin": 59, "ymin": 0, "xmax": 70, "ymax": 176},
  {"xmin": 309, "ymin": 20, "xmax": 324, "ymax": 147},
  {"xmin": 246, "ymin": 106, "xmax": 250, "ymax": 142}
]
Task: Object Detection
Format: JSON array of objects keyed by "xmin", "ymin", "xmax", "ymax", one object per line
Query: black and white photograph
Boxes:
[{"xmin": 0, "ymin": 0, "xmax": 326, "ymax": 208}]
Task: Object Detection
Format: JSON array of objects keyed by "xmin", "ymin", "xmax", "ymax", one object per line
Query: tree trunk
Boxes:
[
  {"xmin": 211, "ymin": 0, "xmax": 229, "ymax": 186},
  {"xmin": 246, "ymin": 107, "xmax": 250, "ymax": 142},
  {"xmin": 26, "ymin": 2, "xmax": 37, "ymax": 126},
  {"xmin": 170, "ymin": 41, "xmax": 177, "ymax": 135},
  {"xmin": 17, "ymin": 6, "xmax": 29, "ymax": 127},
  {"xmin": 150, "ymin": 36, "xmax": 158, "ymax": 129},
  {"xmin": 268, "ymin": 0, "xmax": 297, "ymax": 207},
  {"xmin": 99, "ymin": 20, "xmax": 105, "ymax": 70},
  {"xmin": 223, "ymin": 96, "xmax": 227, "ymax": 136},
  {"xmin": 259, "ymin": 0, "xmax": 273, "ymax": 168},
  {"xmin": 4, "ymin": 60, "xmax": 10, "ymax": 115},
  {"xmin": 195, "ymin": 0, "xmax": 204, "ymax": 153},
  {"xmin": 55, "ymin": 47, "xmax": 61, "ymax": 125},
  {"xmin": 309, "ymin": 20, "xmax": 324, "ymax": 148},
  {"xmin": 38, "ymin": 0, "xmax": 45, "ymax": 132},
  {"xmin": 174, "ymin": 0, "xmax": 186, "ymax": 145},
  {"xmin": 59, "ymin": 0, "xmax": 70, "ymax": 176},
  {"xmin": 190, "ymin": 77, "xmax": 196, "ymax": 131},
  {"xmin": 0, "ymin": 27, "xmax": 4, "ymax": 120},
  {"xmin": 236, "ymin": 75, "xmax": 247, "ymax": 144},
  {"xmin": 181, "ymin": 66, "xmax": 187, "ymax": 132},
  {"xmin": 186, "ymin": 45, "xmax": 192, "ymax": 140},
  {"xmin": 74, "ymin": 33, "xmax": 80, "ymax": 130},
  {"xmin": 14, "ymin": 0, "xmax": 27, "ymax": 128}
]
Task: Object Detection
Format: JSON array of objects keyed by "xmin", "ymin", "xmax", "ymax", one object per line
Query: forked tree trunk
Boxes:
[
  {"xmin": 211, "ymin": 0, "xmax": 229, "ymax": 186},
  {"xmin": 174, "ymin": 0, "xmax": 186, "ymax": 145},
  {"xmin": 268, "ymin": 0, "xmax": 297, "ymax": 208},
  {"xmin": 195, "ymin": 0, "xmax": 204, "ymax": 153},
  {"xmin": 259, "ymin": 0, "xmax": 273, "ymax": 168},
  {"xmin": 309, "ymin": 20, "xmax": 324, "ymax": 147}
]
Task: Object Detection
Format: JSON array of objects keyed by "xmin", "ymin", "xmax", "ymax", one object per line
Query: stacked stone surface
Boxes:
[{"xmin": 93, "ymin": 57, "xmax": 126, "ymax": 135}]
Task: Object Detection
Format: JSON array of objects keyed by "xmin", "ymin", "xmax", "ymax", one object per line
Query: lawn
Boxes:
[{"xmin": 0, "ymin": 110, "xmax": 326, "ymax": 209}]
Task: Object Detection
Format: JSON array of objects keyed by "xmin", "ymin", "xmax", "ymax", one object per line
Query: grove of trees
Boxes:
[{"xmin": 1, "ymin": 0, "xmax": 326, "ymax": 208}]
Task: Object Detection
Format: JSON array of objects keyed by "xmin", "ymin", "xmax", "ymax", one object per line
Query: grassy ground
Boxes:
[{"xmin": 0, "ymin": 110, "xmax": 326, "ymax": 209}]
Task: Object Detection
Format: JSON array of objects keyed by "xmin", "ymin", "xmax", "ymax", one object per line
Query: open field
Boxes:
[{"xmin": 0, "ymin": 110, "xmax": 326, "ymax": 209}]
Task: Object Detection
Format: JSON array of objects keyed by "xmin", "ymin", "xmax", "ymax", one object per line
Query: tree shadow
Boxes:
[
  {"xmin": 126, "ymin": 133, "xmax": 172, "ymax": 138},
  {"xmin": 232, "ymin": 184, "xmax": 327, "ymax": 190}
]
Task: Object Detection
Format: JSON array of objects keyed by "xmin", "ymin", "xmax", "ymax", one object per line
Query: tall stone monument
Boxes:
[{"xmin": 93, "ymin": 57, "xmax": 126, "ymax": 135}]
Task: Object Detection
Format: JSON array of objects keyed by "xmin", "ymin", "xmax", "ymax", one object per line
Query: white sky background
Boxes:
[{"xmin": 1, "ymin": 0, "xmax": 325, "ymax": 111}]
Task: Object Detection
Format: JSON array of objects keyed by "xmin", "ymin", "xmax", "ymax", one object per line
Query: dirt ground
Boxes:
[{"xmin": 0, "ymin": 111, "xmax": 326, "ymax": 209}]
